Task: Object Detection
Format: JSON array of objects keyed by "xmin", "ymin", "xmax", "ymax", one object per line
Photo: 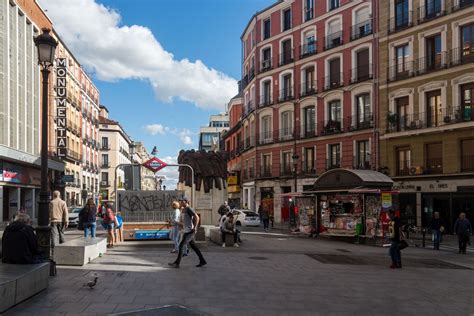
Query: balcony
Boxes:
[
  {"xmin": 389, "ymin": 11, "xmax": 413, "ymax": 34},
  {"xmin": 417, "ymin": 2, "xmax": 445, "ymax": 24},
  {"xmin": 244, "ymin": 136, "xmax": 255, "ymax": 149},
  {"xmin": 348, "ymin": 113, "xmax": 374, "ymax": 131},
  {"xmin": 461, "ymin": 155, "xmax": 474, "ymax": 172},
  {"xmin": 279, "ymin": 50, "xmax": 294, "ymax": 67},
  {"xmin": 100, "ymin": 144, "xmax": 110, "ymax": 151},
  {"xmin": 324, "ymin": 31, "xmax": 343, "ymax": 51},
  {"xmin": 396, "ymin": 161, "xmax": 411, "ymax": 176},
  {"xmin": 321, "ymin": 119, "xmax": 343, "ymax": 135},
  {"xmin": 278, "ymin": 127, "xmax": 294, "ymax": 142},
  {"xmin": 248, "ymin": 67, "xmax": 255, "ymax": 81},
  {"xmin": 101, "ymin": 162, "xmax": 110, "ymax": 168},
  {"xmin": 350, "ymin": 19, "xmax": 373, "ymax": 41},
  {"xmin": 417, "ymin": 53, "xmax": 448, "ymax": 75},
  {"xmin": 257, "ymin": 131, "xmax": 275, "ymax": 145},
  {"xmin": 260, "ymin": 59, "xmax": 272, "ymax": 73},
  {"xmin": 323, "ymin": 73, "xmax": 344, "ymax": 91},
  {"xmin": 450, "ymin": 46, "xmax": 474, "ymax": 67},
  {"xmin": 66, "ymin": 149, "xmax": 80, "ymax": 161},
  {"xmin": 299, "ymin": 123, "xmax": 317, "ymax": 139},
  {"xmin": 301, "ymin": 163, "xmax": 316, "ymax": 175},
  {"xmin": 259, "ymin": 168, "xmax": 272, "ymax": 178},
  {"xmin": 353, "ymin": 158, "xmax": 371, "ymax": 170},
  {"xmin": 350, "ymin": 64, "xmax": 373, "ymax": 84},
  {"xmin": 299, "ymin": 81, "xmax": 317, "ymax": 98},
  {"xmin": 326, "ymin": 160, "xmax": 341, "ymax": 170},
  {"xmin": 278, "ymin": 87, "xmax": 294, "ymax": 102},
  {"xmin": 300, "ymin": 42, "xmax": 317, "ymax": 59},
  {"xmin": 259, "ymin": 94, "xmax": 273, "ymax": 108},
  {"xmin": 388, "ymin": 61, "xmax": 416, "ymax": 82},
  {"xmin": 425, "ymin": 158, "xmax": 443, "ymax": 174},
  {"xmin": 280, "ymin": 166, "xmax": 293, "ymax": 177},
  {"xmin": 241, "ymin": 101, "xmax": 255, "ymax": 120},
  {"xmin": 453, "ymin": 0, "xmax": 474, "ymax": 11},
  {"xmin": 100, "ymin": 180, "xmax": 109, "ymax": 187},
  {"xmin": 248, "ymin": 167, "xmax": 255, "ymax": 179}
]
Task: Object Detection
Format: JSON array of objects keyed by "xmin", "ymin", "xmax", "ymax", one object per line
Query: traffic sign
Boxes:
[
  {"xmin": 62, "ymin": 174, "xmax": 75, "ymax": 183},
  {"xmin": 143, "ymin": 157, "xmax": 167, "ymax": 173}
]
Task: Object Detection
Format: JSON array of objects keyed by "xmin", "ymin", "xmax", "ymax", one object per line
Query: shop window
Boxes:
[
  {"xmin": 425, "ymin": 142, "xmax": 443, "ymax": 174},
  {"xmin": 396, "ymin": 147, "xmax": 411, "ymax": 176},
  {"xmin": 461, "ymin": 139, "xmax": 474, "ymax": 171},
  {"xmin": 320, "ymin": 194, "xmax": 363, "ymax": 234}
]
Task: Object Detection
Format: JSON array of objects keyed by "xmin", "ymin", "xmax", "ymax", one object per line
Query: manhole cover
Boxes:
[
  {"xmin": 248, "ymin": 256, "xmax": 268, "ymax": 260},
  {"xmin": 109, "ymin": 304, "xmax": 207, "ymax": 316}
]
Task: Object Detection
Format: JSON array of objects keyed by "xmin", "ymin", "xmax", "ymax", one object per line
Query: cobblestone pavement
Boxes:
[{"xmin": 5, "ymin": 228, "xmax": 474, "ymax": 316}]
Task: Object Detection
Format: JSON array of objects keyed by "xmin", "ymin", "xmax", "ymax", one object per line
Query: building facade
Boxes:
[
  {"xmin": 198, "ymin": 113, "xmax": 230, "ymax": 151},
  {"xmin": 133, "ymin": 142, "xmax": 158, "ymax": 191},
  {"xmin": 378, "ymin": 0, "xmax": 474, "ymax": 231},
  {"xmin": 231, "ymin": 0, "xmax": 378, "ymax": 221},
  {"xmin": 0, "ymin": 0, "xmax": 64, "ymax": 223},
  {"xmin": 99, "ymin": 106, "xmax": 132, "ymax": 201}
]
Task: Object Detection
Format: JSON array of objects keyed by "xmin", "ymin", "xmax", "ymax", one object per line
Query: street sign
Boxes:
[
  {"xmin": 62, "ymin": 174, "xmax": 74, "ymax": 183},
  {"xmin": 143, "ymin": 157, "xmax": 167, "ymax": 173}
]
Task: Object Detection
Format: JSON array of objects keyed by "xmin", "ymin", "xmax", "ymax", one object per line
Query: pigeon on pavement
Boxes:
[{"xmin": 83, "ymin": 277, "xmax": 98, "ymax": 289}]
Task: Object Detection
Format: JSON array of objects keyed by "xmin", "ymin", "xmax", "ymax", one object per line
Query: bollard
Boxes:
[{"xmin": 422, "ymin": 228, "xmax": 427, "ymax": 248}]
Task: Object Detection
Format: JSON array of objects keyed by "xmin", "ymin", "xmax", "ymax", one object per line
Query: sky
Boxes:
[{"xmin": 38, "ymin": 0, "xmax": 275, "ymax": 187}]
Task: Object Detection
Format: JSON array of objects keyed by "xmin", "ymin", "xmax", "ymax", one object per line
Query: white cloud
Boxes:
[
  {"xmin": 159, "ymin": 156, "xmax": 179, "ymax": 189},
  {"xmin": 178, "ymin": 129, "xmax": 193, "ymax": 145},
  {"xmin": 39, "ymin": 0, "xmax": 237, "ymax": 110},
  {"xmin": 143, "ymin": 124, "xmax": 167, "ymax": 136}
]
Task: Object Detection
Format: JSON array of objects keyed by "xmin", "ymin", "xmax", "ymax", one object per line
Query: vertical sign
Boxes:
[{"xmin": 56, "ymin": 58, "xmax": 67, "ymax": 157}]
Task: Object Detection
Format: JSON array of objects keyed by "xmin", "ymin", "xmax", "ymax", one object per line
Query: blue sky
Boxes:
[{"xmin": 39, "ymin": 0, "xmax": 274, "ymax": 184}]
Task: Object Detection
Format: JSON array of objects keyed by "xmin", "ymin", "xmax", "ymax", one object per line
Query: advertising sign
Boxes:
[
  {"xmin": 56, "ymin": 58, "xmax": 67, "ymax": 157},
  {"xmin": 227, "ymin": 176, "xmax": 238, "ymax": 185},
  {"xmin": 134, "ymin": 230, "xmax": 170, "ymax": 240},
  {"xmin": 381, "ymin": 193, "xmax": 392, "ymax": 208},
  {"xmin": 0, "ymin": 162, "xmax": 41, "ymax": 186}
]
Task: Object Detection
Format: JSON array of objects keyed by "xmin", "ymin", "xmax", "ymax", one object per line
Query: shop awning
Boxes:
[{"xmin": 311, "ymin": 169, "xmax": 394, "ymax": 192}]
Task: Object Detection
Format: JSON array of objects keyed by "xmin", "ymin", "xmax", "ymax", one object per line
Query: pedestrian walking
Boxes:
[
  {"xmin": 454, "ymin": 212, "xmax": 472, "ymax": 254},
  {"xmin": 101, "ymin": 202, "xmax": 116, "ymax": 248},
  {"xmin": 49, "ymin": 190, "xmax": 68, "ymax": 248},
  {"xmin": 261, "ymin": 206, "xmax": 270, "ymax": 232},
  {"xmin": 168, "ymin": 197, "xmax": 206, "ymax": 268},
  {"xmin": 429, "ymin": 212, "xmax": 445, "ymax": 250},
  {"xmin": 79, "ymin": 198, "xmax": 97, "ymax": 239},
  {"xmin": 220, "ymin": 213, "xmax": 239, "ymax": 248},
  {"xmin": 170, "ymin": 201, "xmax": 181, "ymax": 253},
  {"xmin": 258, "ymin": 204, "xmax": 263, "ymax": 226},
  {"xmin": 388, "ymin": 210, "xmax": 402, "ymax": 269}
]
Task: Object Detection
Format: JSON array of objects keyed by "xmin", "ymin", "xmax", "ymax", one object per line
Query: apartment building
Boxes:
[
  {"xmin": 378, "ymin": 0, "xmax": 474, "ymax": 230},
  {"xmin": 0, "ymin": 0, "xmax": 64, "ymax": 223},
  {"xmin": 51, "ymin": 36, "xmax": 100, "ymax": 206},
  {"xmin": 232, "ymin": 0, "xmax": 378, "ymax": 222},
  {"xmin": 198, "ymin": 113, "xmax": 229, "ymax": 151},
  {"xmin": 133, "ymin": 142, "xmax": 158, "ymax": 191},
  {"xmin": 98, "ymin": 106, "xmax": 132, "ymax": 201}
]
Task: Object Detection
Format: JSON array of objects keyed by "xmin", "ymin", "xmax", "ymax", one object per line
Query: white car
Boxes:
[
  {"xmin": 232, "ymin": 209, "xmax": 260, "ymax": 227},
  {"xmin": 68, "ymin": 207, "xmax": 82, "ymax": 227}
]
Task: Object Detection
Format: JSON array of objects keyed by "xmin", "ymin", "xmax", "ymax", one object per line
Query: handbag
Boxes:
[
  {"xmin": 77, "ymin": 221, "xmax": 84, "ymax": 231},
  {"xmin": 398, "ymin": 239, "xmax": 409, "ymax": 250}
]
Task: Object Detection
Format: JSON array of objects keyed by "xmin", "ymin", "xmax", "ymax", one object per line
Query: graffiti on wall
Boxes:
[{"xmin": 118, "ymin": 190, "xmax": 184, "ymax": 213}]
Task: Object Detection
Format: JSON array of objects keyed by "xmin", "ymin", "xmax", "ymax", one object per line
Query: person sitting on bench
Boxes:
[
  {"xmin": 220, "ymin": 213, "xmax": 239, "ymax": 248},
  {"xmin": 2, "ymin": 213, "xmax": 42, "ymax": 264}
]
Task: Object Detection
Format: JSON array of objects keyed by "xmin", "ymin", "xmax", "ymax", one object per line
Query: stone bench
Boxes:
[
  {"xmin": 54, "ymin": 237, "xmax": 107, "ymax": 266},
  {"xmin": 209, "ymin": 228, "xmax": 235, "ymax": 247},
  {"xmin": 0, "ymin": 262, "xmax": 49, "ymax": 313}
]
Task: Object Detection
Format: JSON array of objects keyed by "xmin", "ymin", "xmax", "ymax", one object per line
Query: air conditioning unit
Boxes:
[{"xmin": 409, "ymin": 166, "xmax": 424, "ymax": 175}]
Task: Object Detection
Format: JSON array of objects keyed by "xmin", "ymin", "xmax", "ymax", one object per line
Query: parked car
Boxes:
[
  {"xmin": 232, "ymin": 209, "xmax": 260, "ymax": 227},
  {"xmin": 68, "ymin": 207, "xmax": 82, "ymax": 227}
]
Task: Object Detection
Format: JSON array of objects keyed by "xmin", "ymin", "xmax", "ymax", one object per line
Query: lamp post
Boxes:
[
  {"xmin": 34, "ymin": 28, "xmax": 58, "ymax": 261},
  {"xmin": 291, "ymin": 153, "xmax": 299, "ymax": 228}
]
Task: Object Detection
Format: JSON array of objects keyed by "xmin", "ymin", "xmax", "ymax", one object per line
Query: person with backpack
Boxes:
[
  {"xmin": 102, "ymin": 202, "xmax": 116, "ymax": 248},
  {"xmin": 79, "ymin": 198, "xmax": 97, "ymax": 239}
]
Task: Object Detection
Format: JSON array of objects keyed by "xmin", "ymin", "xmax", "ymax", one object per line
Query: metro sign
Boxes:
[{"xmin": 143, "ymin": 157, "xmax": 167, "ymax": 173}]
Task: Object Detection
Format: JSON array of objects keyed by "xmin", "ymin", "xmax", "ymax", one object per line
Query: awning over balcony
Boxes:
[{"xmin": 308, "ymin": 168, "xmax": 394, "ymax": 193}]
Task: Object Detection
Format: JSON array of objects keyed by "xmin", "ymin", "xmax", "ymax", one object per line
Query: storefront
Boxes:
[{"xmin": 302, "ymin": 169, "xmax": 398, "ymax": 237}]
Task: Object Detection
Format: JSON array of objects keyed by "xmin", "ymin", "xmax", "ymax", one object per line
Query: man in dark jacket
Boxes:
[
  {"xmin": 454, "ymin": 212, "xmax": 472, "ymax": 254},
  {"xmin": 2, "ymin": 213, "xmax": 42, "ymax": 264},
  {"xmin": 388, "ymin": 210, "xmax": 402, "ymax": 269},
  {"xmin": 429, "ymin": 212, "xmax": 445, "ymax": 250}
]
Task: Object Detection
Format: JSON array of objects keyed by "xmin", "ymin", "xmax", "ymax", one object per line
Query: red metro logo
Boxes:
[{"xmin": 143, "ymin": 157, "xmax": 167, "ymax": 173}]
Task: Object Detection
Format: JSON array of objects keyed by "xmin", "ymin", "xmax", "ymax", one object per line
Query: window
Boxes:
[
  {"xmin": 283, "ymin": 8, "xmax": 292, "ymax": 31},
  {"xmin": 262, "ymin": 80, "xmax": 272, "ymax": 105},
  {"xmin": 396, "ymin": 96, "xmax": 409, "ymax": 131},
  {"xmin": 395, "ymin": 0, "xmax": 410, "ymax": 30},
  {"xmin": 101, "ymin": 172, "xmax": 108, "ymax": 182},
  {"xmin": 328, "ymin": 144, "xmax": 341, "ymax": 169},
  {"xmin": 352, "ymin": 7, "xmax": 372, "ymax": 40},
  {"xmin": 425, "ymin": 142, "xmax": 443, "ymax": 174},
  {"xmin": 355, "ymin": 140, "xmax": 370, "ymax": 169},
  {"xmin": 304, "ymin": 106, "xmax": 316, "ymax": 136},
  {"xmin": 461, "ymin": 139, "xmax": 474, "ymax": 171},
  {"xmin": 355, "ymin": 49, "xmax": 370, "ymax": 82},
  {"xmin": 328, "ymin": 100, "xmax": 342, "ymax": 123},
  {"xmin": 461, "ymin": 23, "xmax": 474, "ymax": 62},
  {"xmin": 356, "ymin": 94, "xmax": 371, "ymax": 128},
  {"xmin": 328, "ymin": 58, "xmax": 341, "ymax": 88},
  {"xmin": 281, "ymin": 111, "xmax": 293, "ymax": 138},
  {"xmin": 263, "ymin": 154, "xmax": 271, "ymax": 176},
  {"xmin": 281, "ymin": 74, "xmax": 292, "ymax": 100},
  {"xmin": 102, "ymin": 154, "xmax": 109, "ymax": 167},
  {"xmin": 302, "ymin": 67, "xmax": 316, "ymax": 95},
  {"xmin": 395, "ymin": 44, "xmax": 410, "ymax": 78},
  {"xmin": 280, "ymin": 39, "xmax": 293, "ymax": 65},
  {"xmin": 396, "ymin": 147, "xmax": 411, "ymax": 176},
  {"xmin": 101, "ymin": 137, "xmax": 108, "ymax": 149},
  {"xmin": 426, "ymin": 90, "xmax": 441, "ymax": 127},
  {"xmin": 425, "ymin": 34, "xmax": 442, "ymax": 71},
  {"xmin": 262, "ymin": 47, "xmax": 272, "ymax": 70},
  {"xmin": 263, "ymin": 19, "xmax": 271, "ymax": 40},
  {"xmin": 424, "ymin": 0, "xmax": 442, "ymax": 20},
  {"xmin": 326, "ymin": 20, "xmax": 342, "ymax": 49},
  {"xmin": 304, "ymin": 147, "xmax": 315, "ymax": 173},
  {"xmin": 262, "ymin": 115, "xmax": 272, "ymax": 141},
  {"xmin": 461, "ymin": 83, "xmax": 474, "ymax": 121},
  {"xmin": 301, "ymin": 31, "xmax": 316, "ymax": 57},
  {"xmin": 305, "ymin": 0, "xmax": 314, "ymax": 21},
  {"xmin": 329, "ymin": 0, "xmax": 340, "ymax": 11},
  {"xmin": 282, "ymin": 152, "xmax": 292, "ymax": 174}
]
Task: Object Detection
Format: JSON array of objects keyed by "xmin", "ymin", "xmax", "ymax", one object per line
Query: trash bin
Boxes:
[{"xmin": 355, "ymin": 223, "xmax": 363, "ymax": 236}]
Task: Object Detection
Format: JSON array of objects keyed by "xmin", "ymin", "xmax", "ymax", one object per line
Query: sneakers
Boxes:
[
  {"xmin": 196, "ymin": 261, "xmax": 207, "ymax": 268},
  {"xmin": 168, "ymin": 262, "xmax": 179, "ymax": 269},
  {"xmin": 233, "ymin": 243, "xmax": 239, "ymax": 248},
  {"xmin": 222, "ymin": 243, "xmax": 226, "ymax": 248}
]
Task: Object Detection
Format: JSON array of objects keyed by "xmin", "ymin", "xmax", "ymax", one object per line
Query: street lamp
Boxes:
[
  {"xmin": 290, "ymin": 153, "xmax": 299, "ymax": 228},
  {"xmin": 34, "ymin": 28, "xmax": 58, "ymax": 261}
]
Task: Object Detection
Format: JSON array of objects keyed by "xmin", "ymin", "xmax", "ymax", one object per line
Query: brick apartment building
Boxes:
[{"xmin": 224, "ymin": 0, "xmax": 378, "ymax": 223}]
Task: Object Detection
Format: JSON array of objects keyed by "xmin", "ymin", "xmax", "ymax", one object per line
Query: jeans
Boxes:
[
  {"xmin": 174, "ymin": 232, "xmax": 205, "ymax": 265},
  {"xmin": 263, "ymin": 219, "xmax": 269, "ymax": 230},
  {"xmin": 84, "ymin": 222, "xmax": 97, "ymax": 238},
  {"xmin": 221, "ymin": 230, "xmax": 238, "ymax": 244},
  {"xmin": 458, "ymin": 234, "xmax": 469, "ymax": 252},
  {"xmin": 389, "ymin": 240, "xmax": 401, "ymax": 265},
  {"xmin": 171, "ymin": 225, "xmax": 180, "ymax": 251},
  {"xmin": 432, "ymin": 230, "xmax": 442, "ymax": 250}
]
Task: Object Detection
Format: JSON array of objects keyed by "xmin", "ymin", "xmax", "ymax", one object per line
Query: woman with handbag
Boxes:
[
  {"xmin": 102, "ymin": 202, "xmax": 116, "ymax": 248},
  {"xmin": 79, "ymin": 198, "xmax": 97, "ymax": 239}
]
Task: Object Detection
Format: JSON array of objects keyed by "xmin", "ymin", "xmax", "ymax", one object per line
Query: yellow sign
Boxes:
[
  {"xmin": 382, "ymin": 193, "xmax": 392, "ymax": 208},
  {"xmin": 227, "ymin": 176, "xmax": 238, "ymax": 185},
  {"xmin": 228, "ymin": 185, "xmax": 240, "ymax": 193}
]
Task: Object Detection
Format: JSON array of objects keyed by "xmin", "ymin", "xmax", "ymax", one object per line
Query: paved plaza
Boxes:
[{"xmin": 4, "ymin": 229, "xmax": 474, "ymax": 316}]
